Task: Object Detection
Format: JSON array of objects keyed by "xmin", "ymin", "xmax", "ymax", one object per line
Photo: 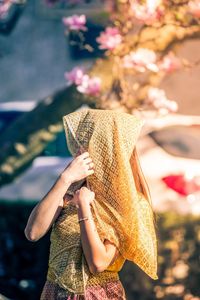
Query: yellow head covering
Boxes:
[{"xmin": 62, "ymin": 108, "xmax": 158, "ymax": 280}]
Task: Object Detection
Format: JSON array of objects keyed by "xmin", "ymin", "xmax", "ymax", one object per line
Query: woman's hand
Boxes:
[
  {"xmin": 61, "ymin": 151, "xmax": 95, "ymax": 184},
  {"xmin": 70, "ymin": 187, "xmax": 95, "ymax": 208}
]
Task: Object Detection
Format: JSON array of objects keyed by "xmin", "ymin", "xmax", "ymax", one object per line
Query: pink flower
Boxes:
[
  {"xmin": 0, "ymin": 0, "xmax": 12, "ymax": 17},
  {"xmin": 131, "ymin": 0, "xmax": 162, "ymax": 25},
  {"xmin": 146, "ymin": 87, "xmax": 178, "ymax": 112},
  {"xmin": 77, "ymin": 75, "xmax": 101, "ymax": 96},
  {"xmin": 164, "ymin": 100, "xmax": 178, "ymax": 112},
  {"xmin": 64, "ymin": 67, "xmax": 101, "ymax": 96},
  {"xmin": 96, "ymin": 27, "xmax": 122, "ymax": 50},
  {"xmin": 64, "ymin": 67, "xmax": 85, "ymax": 85},
  {"xmin": 188, "ymin": 0, "xmax": 200, "ymax": 18},
  {"xmin": 159, "ymin": 52, "xmax": 181, "ymax": 73},
  {"xmin": 62, "ymin": 14, "xmax": 87, "ymax": 31},
  {"xmin": 165, "ymin": 100, "xmax": 178, "ymax": 112},
  {"xmin": 123, "ymin": 48, "xmax": 158, "ymax": 72},
  {"xmin": 147, "ymin": 87, "xmax": 167, "ymax": 107}
]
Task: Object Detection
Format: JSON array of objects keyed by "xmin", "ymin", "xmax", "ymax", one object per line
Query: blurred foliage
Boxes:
[
  {"xmin": 0, "ymin": 201, "xmax": 199, "ymax": 300},
  {"xmin": 1, "ymin": 0, "xmax": 200, "ymax": 188},
  {"xmin": 121, "ymin": 212, "xmax": 200, "ymax": 300},
  {"xmin": 0, "ymin": 201, "xmax": 50, "ymax": 300},
  {"xmin": 0, "ymin": 86, "xmax": 96, "ymax": 187}
]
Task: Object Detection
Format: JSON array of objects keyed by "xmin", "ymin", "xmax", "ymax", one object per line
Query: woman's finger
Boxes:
[
  {"xmin": 88, "ymin": 162, "xmax": 94, "ymax": 170},
  {"xmin": 87, "ymin": 169, "xmax": 95, "ymax": 176},
  {"xmin": 80, "ymin": 151, "xmax": 90, "ymax": 159},
  {"xmin": 84, "ymin": 157, "xmax": 93, "ymax": 165}
]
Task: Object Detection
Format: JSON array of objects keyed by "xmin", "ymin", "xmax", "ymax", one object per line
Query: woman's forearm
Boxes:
[
  {"xmin": 24, "ymin": 151, "xmax": 95, "ymax": 242},
  {"xmin": 77, "ymin": 202, "xmax": 116, "ymax": 274},
  {"xmin": 24, "ymin": 174, "xmax": 71, "ymax": 242}
]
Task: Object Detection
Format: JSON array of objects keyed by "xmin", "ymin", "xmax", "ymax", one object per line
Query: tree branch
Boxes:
[{"xmin": 0, "ymin": 85, "xmax": 95, "ymax": 187}]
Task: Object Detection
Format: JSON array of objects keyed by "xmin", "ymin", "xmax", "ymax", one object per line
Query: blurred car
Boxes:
[
  {"xmin": 0, "ymin": 103, "xmax": 200, "ymax": 216},
  {"xmin": 138, "ymin": 114, "xmax": 200, "ymax": 215}
]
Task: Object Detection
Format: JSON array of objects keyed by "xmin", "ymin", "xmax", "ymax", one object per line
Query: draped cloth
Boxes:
[{"xmin": 62, "ymin": 108, "xmax": 158, "ymax": 280}]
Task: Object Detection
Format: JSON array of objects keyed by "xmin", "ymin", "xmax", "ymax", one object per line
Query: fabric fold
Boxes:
[{"xmin": 62, "ymin": 108, "xmax": 158, "ymax": 280}]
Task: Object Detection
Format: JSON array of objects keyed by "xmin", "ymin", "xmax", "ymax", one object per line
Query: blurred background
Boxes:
[{"xmin": 0, "ymin": 0, "xmax": 200, "ymax": 299}]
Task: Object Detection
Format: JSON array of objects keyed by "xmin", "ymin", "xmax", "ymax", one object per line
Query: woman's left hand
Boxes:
[{"xmin": 70, "ymin": 187, "xmax": 95, "ymax": 207}]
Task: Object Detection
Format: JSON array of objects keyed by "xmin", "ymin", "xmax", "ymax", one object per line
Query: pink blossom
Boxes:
[
  {"xmin": 159, "ymin": 52, "xmax": 181, "ymax": 73},
  {"xmin": 131, "ymin": 0, "xmax": 162, "ymax": 25},
  {"xmin": 96, "ymin": 27, "xmax": 122, "ymax": 50},
  {"xmin": 146, "ymin": 87, "xmax": 178, "ymax": 112},
  {"xmin": 0, "ymin": 0, "xmax": 12, "ymax": 17},
  {"xmin": 62, "ymin": 14, "xmax": 87, "ymax": 31},
  {"xmin": 77, "ymin": 75, "xmax": 101, "ymax": 96},
  {"xmin": 164, "ymin": 100, "xmax": 178, "ymax": 112},
  {"xmin": 64, "ymin": 67, "xmax": 85, "ymax": 85},
  {"xmin": 188, "ymin": 0, "xmax": 200, "ymax": 18},
  {"xmin": 64, "ymin": 67, "xmax": 101, "ymax": 96},
  {"xmin": 147, "ymin": 87, "xmax": 167, "ymax": 107},
  {"xmin": 123, "ymin": 48, "xmax": 158, "ymax": 72}
]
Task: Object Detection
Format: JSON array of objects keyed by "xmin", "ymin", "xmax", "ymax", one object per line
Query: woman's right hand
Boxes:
[{"xmin": 60, "ymin": 151, "xmax": 95, "ymax": 184}]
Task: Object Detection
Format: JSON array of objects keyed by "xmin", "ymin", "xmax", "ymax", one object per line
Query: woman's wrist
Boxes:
[
  {"xmin": 77, "ymin": 199, "xmax": 91, "ymax": 210},
  {"xmin": 77, "ymin": 200, "xmax": 91, "ymax": 219},
  {"xmin": 59, "ymin": 172, "xmax": 73, "ymax": 186}
]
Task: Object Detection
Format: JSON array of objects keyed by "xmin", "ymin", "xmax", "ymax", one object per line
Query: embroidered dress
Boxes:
[
  {"xmin": 40, "ymin": 203, "xmax": 126, "ymax": 299},
  {"xmin": 40, "ymin": 109, "xmax": 158, "ymax": 299}
]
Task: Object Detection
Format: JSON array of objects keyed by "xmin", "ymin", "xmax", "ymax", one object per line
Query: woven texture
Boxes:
[
  {"xmin": 62, "ymin": 108, "xmax": 158, "ymax": 280},
  {"xmin": 47, "ymin": 203, "xmax": 125, "ymax": 295}
]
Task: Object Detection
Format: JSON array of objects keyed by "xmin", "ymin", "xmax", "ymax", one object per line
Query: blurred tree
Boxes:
[
  {"xmin": 62, "ymin": 1, "xmax": 200, "ymax": 114},
  {"xmin": 0, "ymin": 86, "xmax": 95, "ymax": 187},
  {"xmin": 0, "ymin": 0, "xmax": 200, "ymax": 187}
]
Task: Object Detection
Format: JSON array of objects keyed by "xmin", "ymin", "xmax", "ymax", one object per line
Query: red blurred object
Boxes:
[{"xmin": 161, "ymin": 174, "xmax": 200, "ymax": 196}]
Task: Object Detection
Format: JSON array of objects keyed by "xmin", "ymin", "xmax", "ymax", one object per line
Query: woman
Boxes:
[{"xmin": 24, "ymin": 108, "xmax": 158, "ymax": 299}]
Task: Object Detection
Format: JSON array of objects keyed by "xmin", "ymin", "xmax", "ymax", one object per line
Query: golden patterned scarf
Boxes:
[{"xmin": 63, "ymin": 108, "xmax": 158, "ymax": 280}]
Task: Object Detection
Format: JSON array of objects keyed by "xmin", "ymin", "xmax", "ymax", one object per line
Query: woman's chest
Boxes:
[{"xmin": 51, "ymin": 204, "xmax": 81, "ymax": 247}]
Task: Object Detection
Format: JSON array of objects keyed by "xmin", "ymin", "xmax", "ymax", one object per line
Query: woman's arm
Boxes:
[
  {"xmin": 24, "ymin": 175, "xmax": 70, "ymax": 242},
  {"xmin": 24, "ymin": 152, "xmax": 94, "ymax": 242},
  {"xmin": 72, "ymin": 187, "xmax": 119, "ymax": 275}
]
